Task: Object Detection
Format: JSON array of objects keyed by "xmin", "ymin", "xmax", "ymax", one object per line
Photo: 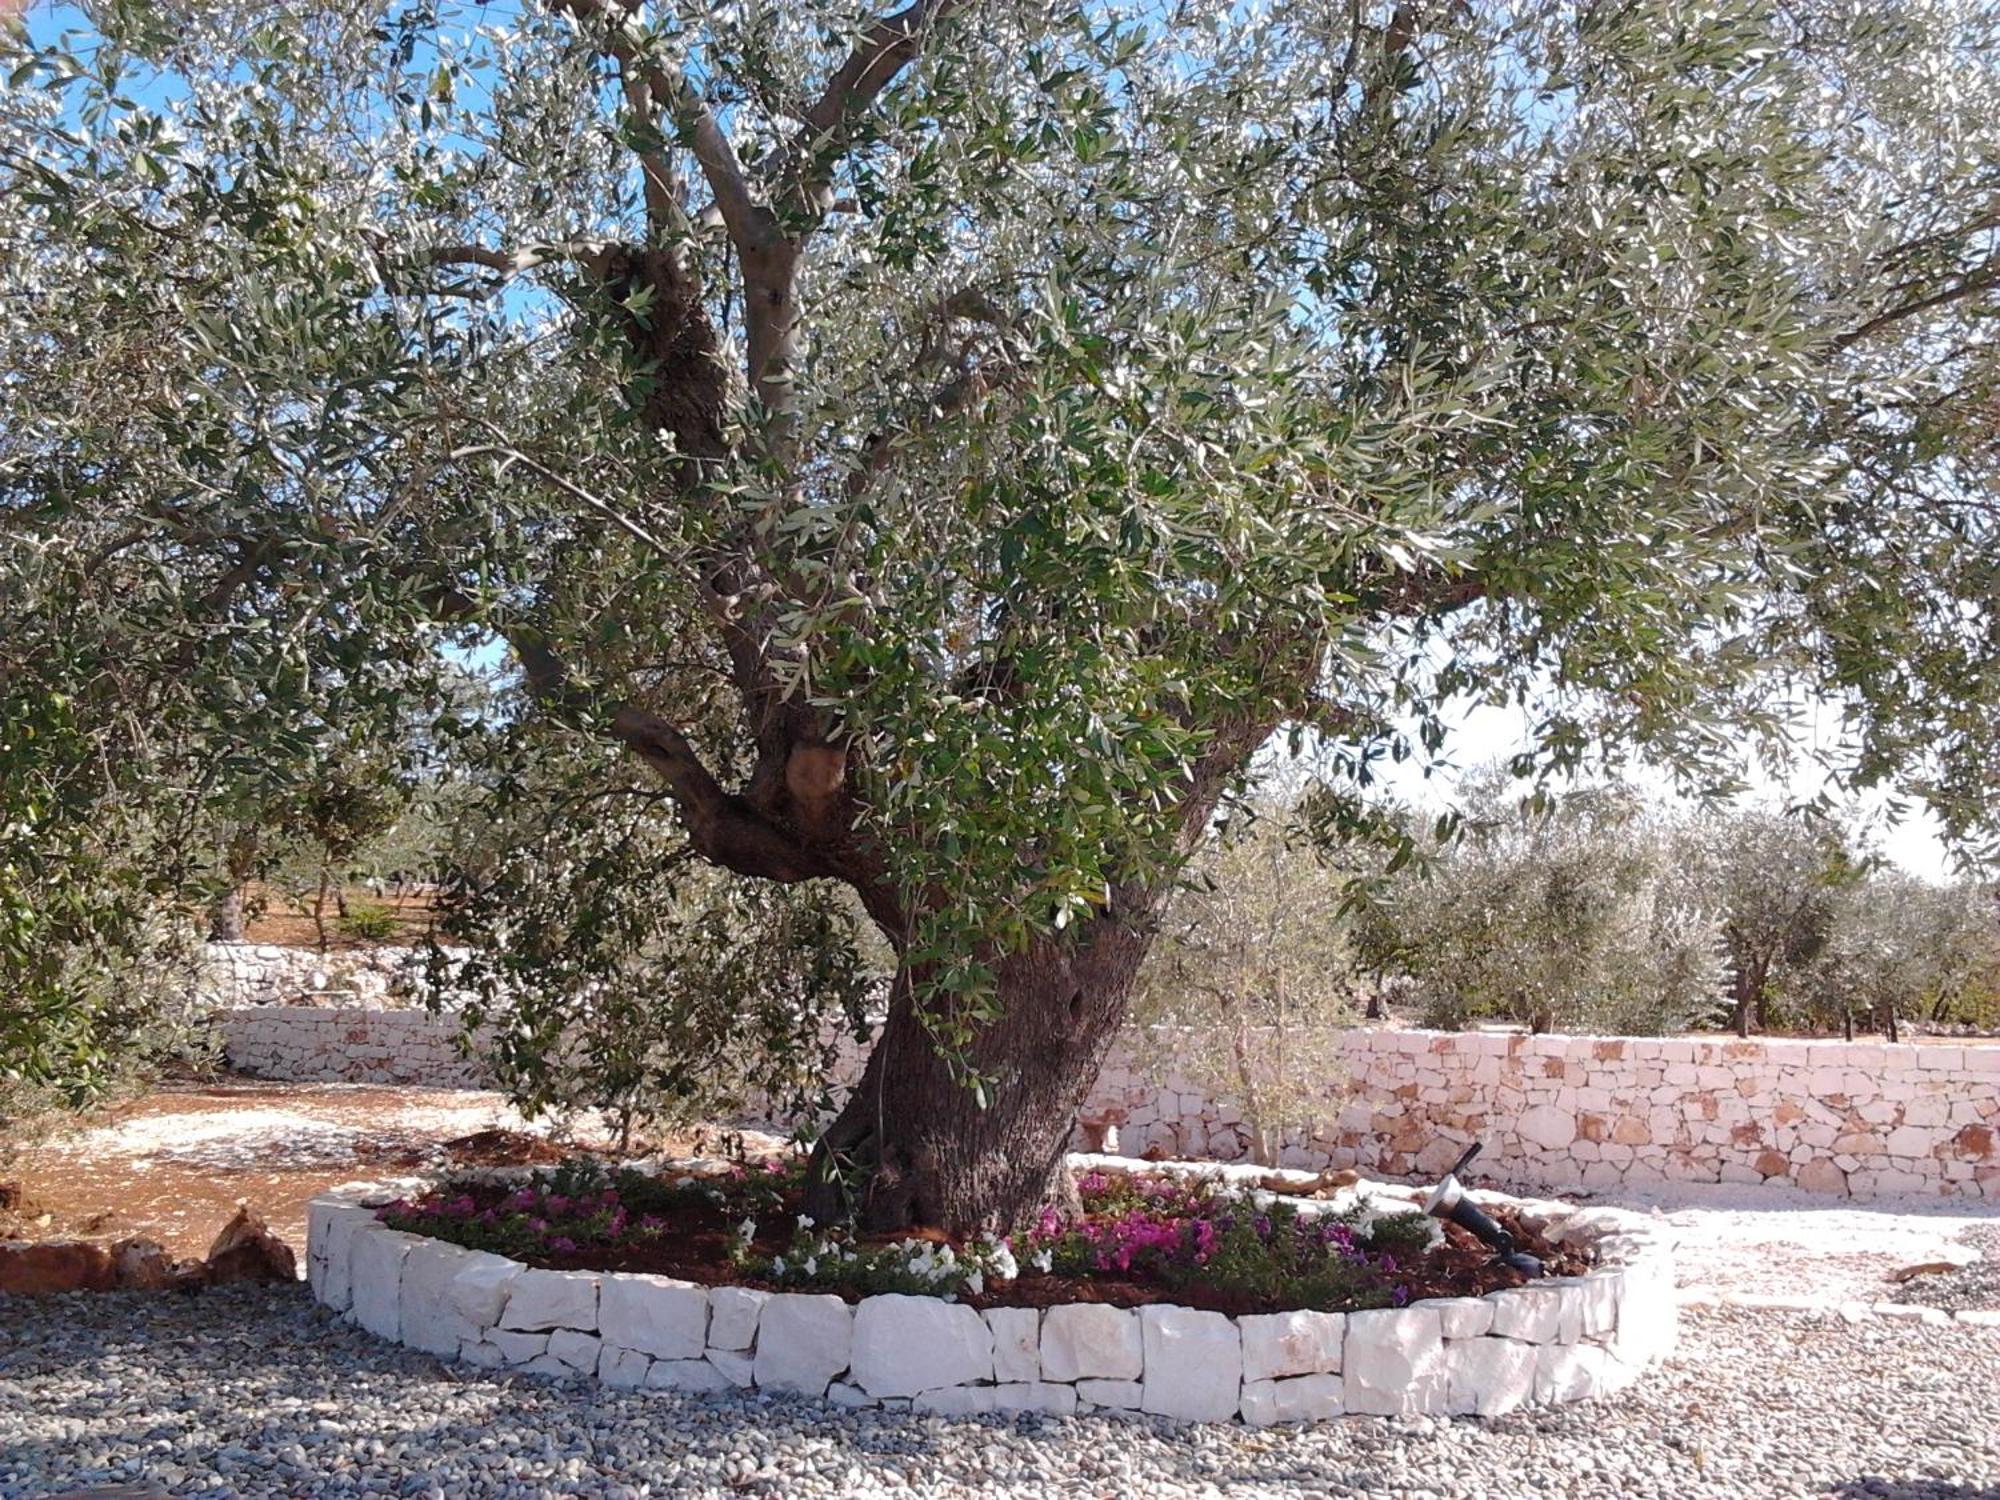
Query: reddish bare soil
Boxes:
[
  {"xmin": 237, "ymin": 884, "xmax": 440, "ymax": 949},
  {"xmin": 0, "ymin": 1080, "xmax": 701, "ymax": 1261}
]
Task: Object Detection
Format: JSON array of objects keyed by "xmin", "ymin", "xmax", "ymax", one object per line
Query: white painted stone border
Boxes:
[{"xmin": 307, "ymin": 1162, "xmax": 1680, "ymax": 1423}]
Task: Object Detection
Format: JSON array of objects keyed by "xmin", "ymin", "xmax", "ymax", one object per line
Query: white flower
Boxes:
[
  {"xmin": 965, "ymin": 1271, "xmax": 984, "ymax": 1296},
  {"xmin": 803, "ymin": 1256, "xmax": 818, "ymax": 1277},
  {"xmin": 797, "ymin": 1213, "xmax": 816, "ymax": 1231},
  {"xmin": 1030, "ymin": 1249, "xmax": 1053, "ymax": 1273},
  {"xmin": 737, "ymin": 1217, "xmax": 757, "ymax": 1241},
  {"xmin": 987, "ymin": 1242, "xmax": 1019, "ymax": 1282},
  {"xmin": 772, "ymin": 1256, "xmax": 787, "ymax": 1277}
]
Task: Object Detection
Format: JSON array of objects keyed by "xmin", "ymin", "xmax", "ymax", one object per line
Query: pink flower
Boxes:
[{"xmin": 549, "ymin": 1236, "xmax": 577, "ymax": 1253}]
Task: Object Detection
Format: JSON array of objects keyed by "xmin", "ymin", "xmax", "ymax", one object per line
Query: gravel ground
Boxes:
[
  {"xmin": 1889, "ymin": 1226, "xmax": 2000, "ymax": 1314},
  {"xmin": 4, "ymin": 1285, "xmax": 1998, "ymax": 1500},
  {"xmin": 1598, "ymin": 1182, "xmax": 1996, "ymax": 1305}
]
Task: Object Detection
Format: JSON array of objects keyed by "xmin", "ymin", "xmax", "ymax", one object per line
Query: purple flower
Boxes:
[
  {"xmin": 544, "ymin": 1194, "xmax": 573, "ymax": 1216},
  {"xmin": 1391, "ymin": 1285, "xmax": 1411, "ymax": 1306},
  {"xmin": 549, "ymin": 1236, "xmax": 577, "ymax": 1253}
]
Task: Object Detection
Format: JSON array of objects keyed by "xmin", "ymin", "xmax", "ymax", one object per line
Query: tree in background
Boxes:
[
  {"xmin": 1797, "ymin": 874, "xmax": 2000, "ymax": 1039},
  {"xmin": 1132, "ymin": 809, "xmax": 1358, "ymax": 1165},
  {"xmin": 1669, "ymin": 810, "xmax": 1856, "ymax": 1036},
  {"xmin": 6, "ymin": 0, "xmax": 2000, "ymax": 1228},
  {"xmin": 1357, "ymin": 780, "xmax": 1727, "ymax": 1035}
]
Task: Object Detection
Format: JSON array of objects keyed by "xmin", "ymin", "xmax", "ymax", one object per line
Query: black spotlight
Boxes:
[{"xmin": 1423, "ymin": 1142, "xmax": 1544, "ymax": 1279}]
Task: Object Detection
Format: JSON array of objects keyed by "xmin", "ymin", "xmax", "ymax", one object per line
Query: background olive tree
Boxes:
[{"xmin": 1131, "ymin": 808, "xmax": 1359, "ymax": 1164}]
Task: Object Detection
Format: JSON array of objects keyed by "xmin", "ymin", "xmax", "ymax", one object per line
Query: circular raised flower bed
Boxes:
[{"xmin": 307, "ymin": 1157, "xmax": 1676, "ymax": 1423}]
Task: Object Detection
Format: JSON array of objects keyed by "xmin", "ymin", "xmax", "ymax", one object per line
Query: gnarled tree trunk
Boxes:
[{"xmin": 803, "ymin": 918, "xmax": 1155, "ymax": 1233}]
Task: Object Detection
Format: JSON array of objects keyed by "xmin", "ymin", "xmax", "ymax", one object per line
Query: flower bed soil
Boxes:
[{"xmin": 379, "ymin": 1162, "xmax": 1588, "ymax": 1318}]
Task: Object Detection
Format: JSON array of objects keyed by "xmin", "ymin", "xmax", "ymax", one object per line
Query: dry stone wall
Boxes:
[
  {"xmin": 219, "ymin": 1007, "xmax": 495, "ymax": 1089},
  {"xmin": 214, "ymin": 974, "xmax": 2000, "ymax": 1201},
  {"xmin": 1084, "ymin": 1030, "xmax": 2000, "ymax": 1201}
]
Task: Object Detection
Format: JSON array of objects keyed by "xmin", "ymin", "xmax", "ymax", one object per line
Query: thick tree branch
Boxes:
[
  {"xmin": 782, "ymin": 0, "xmax": 966, "ymax": 216},
  {"xmin": 1834, "ymin": 260, "xmax": 2000, "ymax": 350}
]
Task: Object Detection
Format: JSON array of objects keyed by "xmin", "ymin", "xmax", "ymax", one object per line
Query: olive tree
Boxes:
[
  {"xmin": 1131, "ymin": 810, "xmax": 1358, "ymax": 1165},
  {"xmin": 5, "ymin": 0, "xmax": 1999, "ymax": 1228}
]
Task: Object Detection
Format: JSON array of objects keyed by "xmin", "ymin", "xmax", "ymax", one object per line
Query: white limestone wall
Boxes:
[
  {"xmin": 1084, "ymin": 1030, "xmax": 2000, "ymax": 1201},
  {"xmin": 308, "ymin": 1169, "xmax": 1677, "ymax": 1422},
  {"xmin": 219, "ymin": 1007, "xmax": 495, "ymax": 1088},
  {"xmin": 200, "ymin": 942, "xmax": 435, "ymax": 1009},
  {"xmin": 218, "ymin": 993, "xmax": 2000, "ymax": 1201}
]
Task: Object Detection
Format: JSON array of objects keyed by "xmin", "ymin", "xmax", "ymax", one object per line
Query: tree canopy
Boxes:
[{"xmin": 4, "ymin": 0, "xmax": 1998, "ymax": 1226}]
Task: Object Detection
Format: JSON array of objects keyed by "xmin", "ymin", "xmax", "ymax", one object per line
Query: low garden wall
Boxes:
[
  {"xmin": 306, "ymin": 1169, "xmax": 1677, "ymax": 1422},
  {"xmin": 219, "ymin": 1007, "xmax": 494, "ymax": 1088},
  {"xmin": 222, "ymin": 1000, "xmax": 2000, "ymax": 1201}
]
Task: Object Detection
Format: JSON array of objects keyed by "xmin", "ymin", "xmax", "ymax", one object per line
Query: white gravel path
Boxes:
[
  {"xmin": 3, "ymin": 1285, "xmax": 1998, "ymax": 1499},
  {"xmin": 1579, "ymin": 1182, "xmax": 1999, "ymax": 1305}
]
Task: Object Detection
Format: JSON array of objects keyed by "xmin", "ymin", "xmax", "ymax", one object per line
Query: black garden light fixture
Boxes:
[{"xmin": 1423, "ymin": 1142, "xmax": 1546, "ymax": 1279}]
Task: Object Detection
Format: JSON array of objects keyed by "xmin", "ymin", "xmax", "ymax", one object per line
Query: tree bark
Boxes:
[
  {"xmin": 208, "ymin": 885, "xmax": 246, "ymax": 943},
  {"xmin": 803, "ymin": 919, "xmax": 1153, "ymax": 1233}
]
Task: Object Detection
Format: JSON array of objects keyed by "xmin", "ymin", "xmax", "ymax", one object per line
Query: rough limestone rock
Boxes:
[
  {"xmin": 598, "ymin": 1345, "xmax": 653, "ymax": 1389},
  {"xmin": 599, "ymin": 1275, "xmax": 708, "ymax": 1360},
  {"xmin": 1445, "ymin": 1335, "xmax": 1538, "ymax": 1417},
  {"xmin": 317, "ymin": 1206, "xmax": 373, "ymax": 1312},
  {"xmin": 0, "ymin": 1241, "xmax": 117, "ymax": 1295},
  {"xmin": 706, "ymin": 1286, "xmax": 768, "ymax": 1352},
  {"xmin": 913, "ymin": 1386, "xmax": 998, "ymax": 1417},
  {"xmin": 548, "ymin": 1328, "xmax": 602, "ymax": 1372},
  {"xmin": 1431, "ymin": 1297, "xmax": 1495, "ymax": 1341},
  {"xmin": 109, "ymin": 1239, "xmax": 182, "ymax": 1292},
  {"xmin": 705, "ymin": 1349, "xmax": 754, "ymax": 1387},
  {"xmin": 203, "ymin": 1205, "xmax": 297, "ymax": 1285},
  {"xmin": 307, "ymin": 1200, "xmax": 375, "ymax": 1303},
  {"xmin": 1074, "ymin": 1378, "xmax": 1144, "ymax": 1410},
  {"xmin": 1238, "ymin": 1309, "xmax": 1345, "ymax": 1382},
  {"xmin": 487, "ymin": 1328, "xmax": 549, "ymax": 1364},
  {"xmin": 1040, "ymin": 1303, "xmax": 1143, "ymax": 1383},
  {"xmin": 1342, "ymin": 1306, "xmax": 1448, "ymax": 1416},
  {"xmin": 458, "ymin": 1340, "xmax": 507, "ymax": 1369},
  {"xmin": 498, "ymin": 1269, "xmax": 598, "ymax": 1333},
  {"xmin": 1516, "ymin": 1104, "xmax": 1578, "ymax": 1152},
  {"xmin": 1534, "ymin": 1340, "xmax": 1617, "ymax": 1404},
  {"xmin": 1557, "ymin": 1274, "xmax": 1621, "ymax": 1341},
  {"xmin": 1485, "ymin": 1285, "xmax": 1564, "ymax": 1343},
  {"xmin": 985, "ymin": 1306, "xmax": 1041, "ymax": 1384},
  {"xmin": 1240, "ymin": 1373, "xmax": 1344, "ymax": 1426},
  {"xmin": 399, "ymin": 1239, "xmax": 479, "ymax": 1356},
  {"xmin": 348, "ymin": 1228, "xmax": 419, "ymax": 1342},
  {"xmin": 849, "ymin": 1294, "xmax": 994, "ymax": 1398},
  {"xmin": 751, "ymin": 1293, "xmax": 853, "ymax": 1398},
  {"xmin": 1140, "ymin": 1305, "xmax": 1242, "ymax": 1422},
  {"xmin": 443, "ymin": 1251, "xmax": 520, "ymax": 1329}
]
